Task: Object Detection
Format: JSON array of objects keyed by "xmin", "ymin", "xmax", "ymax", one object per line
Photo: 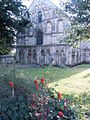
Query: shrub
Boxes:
[{"xmin": 0, "ymin": 86, "xmax": 30, "ymax": 120}]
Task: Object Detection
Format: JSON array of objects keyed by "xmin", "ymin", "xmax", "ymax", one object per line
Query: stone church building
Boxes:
[{"xmin": 16, "ymin": 0, "xmax": 89, "ymax": 67}]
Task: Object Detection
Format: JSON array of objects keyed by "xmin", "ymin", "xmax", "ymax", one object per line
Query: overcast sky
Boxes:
[{"xmin": 22, "ymin": 0, "xmax": 68, "ymax": 8}]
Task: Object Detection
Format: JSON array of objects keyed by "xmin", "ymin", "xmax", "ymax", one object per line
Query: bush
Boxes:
[{"xmin": 0, "ymin": 85, "xmax": 30, "ymax": 120}]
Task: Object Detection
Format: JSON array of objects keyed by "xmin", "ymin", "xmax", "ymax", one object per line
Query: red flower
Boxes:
[
  {"xmin": 57, "ymin": 92, "xmax": 61, "ymax": 100},
  {"xmin": 35, "ymin": 84, "xmax": 38, "ymax": 90},
  {"xmin": 41, "ymin": 77, "xmax": 44, "ymax": 84},
  {"xmin": 32, "ymin": 102, "xmax": 34, "ymax": 109},
  {"xmin": 58, "ymin": 111, "xmax": 63, "ymax": 117},
  {"xmin": 34, "ymin": 80, "xmax": 37, "ymax": 84},
  {"xmin": 9, "ymin": 81, "xmax": 14, "ymax": 88}
]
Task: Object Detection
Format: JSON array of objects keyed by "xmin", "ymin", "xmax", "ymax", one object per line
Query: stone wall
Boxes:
[
  {"xmin": 16, "ymin": 44, "xmax": 82, "ymax": 67},
  {"xmin": 0, "ymin": 55, "xmax": 15, "ymax": 64}
]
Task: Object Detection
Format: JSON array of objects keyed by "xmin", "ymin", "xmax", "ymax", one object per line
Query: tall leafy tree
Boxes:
[
  {"xmin": 0, "ymin": 0, "xmax": 30, "ymax": 55},
  {"xmin": 65, "ymin": 0, "xmax": 90, "ymax": 47}
]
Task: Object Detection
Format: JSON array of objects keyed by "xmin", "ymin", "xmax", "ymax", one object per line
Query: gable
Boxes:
[
  {"xmin": 28, "ymin": 0, "xmax": 68, "ymax": 21},
  {"xmin": 28, "ymin": 0, "xmax": 58, "ymax": 12}
]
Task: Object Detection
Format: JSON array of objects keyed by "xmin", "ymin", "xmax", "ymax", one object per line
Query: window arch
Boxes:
[
  {"xmin": 33, "ymin": 49, "xmax": 37, "ymax": 63},
  {"xmin": 42, "ymin": 3, "xmax": 45, "ymax": 8},
  {"xmin": 72, "ymin": 50, "xmax": 75, "ymax": 65},
  {"xmin": 46, "ymin": 49, "xmax": 51, "ymax": 55},
  {"xmin": 19, "ymin": 50, "xmax": 21, "ymax": 62},
  {"xmin": 58, "ymin": 20, "xmax": 64, "ymax": 32},
  {"xmin": 38, "ymin": 11, "xmax": 42, "ymax": 23},
  {"xmin": 36, "ymin": 5, "xmax": 38, "ymax": 9},
  {"xmin": 61, "ymin": 50, "xmax": 64, "ymax": 56},
  {"xmin": 32, "ymin": 13, "xmax": 35, "ymax": 17},
  {"xmin": 40, "ymin": 49, "xmax": 45, "ymax": 64},
  {"xmin": 36, "ymin": 29, "xmax": 43, "ymax": 45},
  {"xmin": 27, "ymin": 49, "xmax": 31, "ymax": 63},
  {"xmin": 41, "ymin": 49, "xmax": 45, "ymax": 57},
  {"xmin": 19, "ymin": 50, "xmax": 25, "ymax": 64},
  {"xmin": 56, "ymin": 50, "xmax": 59, "ymax": 65},
  {"xmin": 39, "ymin": 4, "xmax": 41, "ymax": 9},
  {"xmin": 47, "ymin": 22, "xmax": 52, "ymax": 33}
]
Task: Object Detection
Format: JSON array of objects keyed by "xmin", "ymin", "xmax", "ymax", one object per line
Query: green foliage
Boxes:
[
  {"xmin": 0, "ymin": 0, "xmax": 30, "ymax": 55},
  {"xmin": 0, "ymin": 85, "xmax": 31, "ymax": 120},
  {"xmin": 65, "ymin": 0, "xmax": 90, "ymax": 46},
  {"xmin": 65, "ymin": 24, "xmax": 90, "ymax": 47},
  {"xmin": 48, "ymin": 88, "xmax": 76, "ymax": 120}
]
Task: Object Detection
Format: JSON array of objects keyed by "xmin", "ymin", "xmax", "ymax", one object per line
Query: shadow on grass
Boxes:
[{"xmin": 83, "ymin": 73, "xmax": 90, "ymax": 78}]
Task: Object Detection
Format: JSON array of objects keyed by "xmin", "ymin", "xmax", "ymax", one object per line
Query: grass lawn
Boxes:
[
  {"xmin": 16, "ymin": 64, "xmax": 90, "ymax": 119},
  {"xmin": 16, "ymin": 64, "xmax": 90, "ymax": 94}
]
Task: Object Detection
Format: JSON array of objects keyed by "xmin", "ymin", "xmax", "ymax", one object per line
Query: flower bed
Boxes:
[{"xmin": 0, "ymin": 78, "xmax": 76, "ymax": 120}]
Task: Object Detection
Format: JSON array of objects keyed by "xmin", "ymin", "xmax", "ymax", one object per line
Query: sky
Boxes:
[{"xmin": 22, "ymin": 0, "xmax": 68, "ymax": 8}]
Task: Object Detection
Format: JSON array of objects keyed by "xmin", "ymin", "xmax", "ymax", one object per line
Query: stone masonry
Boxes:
[{"xmin": 16, "ymin": 0, "xmax": 90, "ymax": 67}]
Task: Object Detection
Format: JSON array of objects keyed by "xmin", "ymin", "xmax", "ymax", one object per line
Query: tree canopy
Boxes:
[
  {"xmin": 65, "ymin": 0, "xmax": 90, "ymax": 47},
  {"xmin": 0, "ymin": 0, "xmax": 30, "ymax": 55}
]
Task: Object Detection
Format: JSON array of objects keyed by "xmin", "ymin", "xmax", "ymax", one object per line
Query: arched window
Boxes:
[
  {"xmin": 40, "ymin": 49, "xmax": 45, "ymax": 64},
  {"xmin": 46, "ymin": 49, "xmax": 53, "ymax": 65},
  {"xmin": 38, "ymin": 11, "xmax": 42, "ymax": 23},
  {"xmin": 42, "ymin": 4, "xmax": 45, "ymax": 8},
  {"xmin": 39, "ymin": 4, "xmax": 41, "ymax": 9},
  {"xmin": 36, "ymin": 5, "xmax": 38, "ymax": 9},
  {"xmin": 36, "ymin": 29, "xmax": 43, "ymax": 45},
  {"xmin": 61, "ymin": 50, "xmax": 64, "ymax": 56},
  {"xmin": 41, "ymin": 49, "xmax": 45, "ymax": 57},
  {"xmin": 32, "ymin": 13, "xmax": 35, "ymax": 18},
  {"xmin": 47, "ymin": 22, "xmax": 52, "ymax": 33},
  {"xmin": 72, "ymin": 50, "xmax": 75, "ymax": 65},
  {"xmin": 19, "ymin": 50, "xmax": 25, "ymax": 64},
  {"xmin": 55, "ymin": 50, "xmax": 59, "ymax": 65},
  {"xmin": 19, "ymin": 50, "xmax": 21, "ymax": 62},
  {"xmin": 27, "ymin": 49, "xmax": 31, "ymax": 63},
  {"xmin": 46, "ymin": 49, "xmax": 51, "ymax": 56},
  {"xmin": 33, "ymin": 49, "xmax": 37, "ymax": 63},
  {"xmin": 56, "ymin": 50, "xmax": 59, "ymax": 65},
  {"xmin": 58, "ymin": 21, "xmax": 64, "ymax": 32}
]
